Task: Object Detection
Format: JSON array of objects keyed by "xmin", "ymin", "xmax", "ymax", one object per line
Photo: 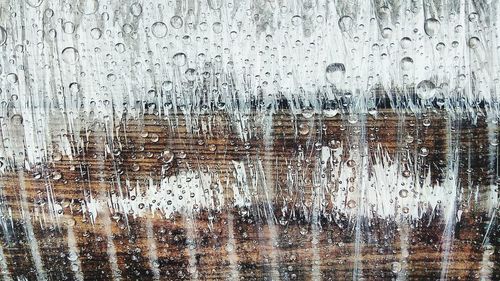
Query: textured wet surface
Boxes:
[{"xmin": 0, "ymin": 0, "xmax": 498, "ymax": 280}]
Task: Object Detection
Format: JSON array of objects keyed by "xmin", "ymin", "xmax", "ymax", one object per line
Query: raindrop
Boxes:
[
  {"xmin": 170, "ymin": 16, "xmax": 183, "ymax": 29},
  {"xmin": 402, "ymin": 170, "xmax": 411, "ymax": 178},
  {"xmin": 26, "ymin": 0, "xmax": 44, "ymax": 8},
  {"xmin": 418, "ymin": 147, "xmax": 429, "ymax": 157},
  {"xmin": 338, "ymin": 16, "xmax": 353, "ymax": 32},
  {"xmin": 324, "ymin": 108, "xmax": 339, "ymax": 117},
  {"xmin": 424, "ymin": 18, "xmax": 440, "ymax": 37},
  {"xmin": 62, "ymin": 47, "xmax": 79, "ymax": 64},
  {"xmin": 161, "ymin": 150, "xmax": 175, "ymax": 164},
  {"xmin": 53, "ymin": 171, "xmax": 62, "ymax": 180},
  {"xmin": 63, "ymin": 21, "xmax": 76, "ymax": 34},
  {"xmin": 115, "ymin": 43, "xmax": 126, "ymax": 53},
  {"xmin": 212, "ymin": 22, "xmax": 223, "ymax": 34},
  {"xmin": 130, "ymin": 2, "xmax": 142, "ymax": 17},
  {"xmin": 0, "ymin": 26, "xmax": 7, "ymax": 45},
  {"xmin": 90, "ymin": 28, "xmax": 102, "ymax": 39},
  {"xmin": 400, "ymin": 57, "xmax": 413, "ymax": 71},
  {"xmin": 152, "ymin": 22, "xmax": 168, "ymax": 38},
  {"xmin": 391, "ymin": 262, "xmax": 402, "ymax": 273},
  {"xmin": 436, "ymin": 42, "xmax": 446, "ymax": 52},
  {"xmin": 325, "ymin": 63, "xmax": 346, "ymax": 85},
  {"xmin": 399, "ymin": 189, "xmax": 408, "ymax": 198},
  {"xmin": 173, "ymin": 52, "xmax": 187, "ymax": 66},
  {"xmin": 381, "ymin": 27, "xmax": 393, "ymax": 38},
  {"xmin": 400, "ymin": 37, "xmax": 412, "ymax": 49},
  {"xmin": 6, "ymin": 73, "xmax": 18, "ymax": 84},
  {"xmin": 11, "ymin": 114, "xmax": 23, "ymax": 125},
  {"xmin": 78, "ymin": 0, "xmax": 99, "ymax": 15},
  {"xmin": 347, "ymin": 200, "xmax": 357, "ymax": 209},
  {"xmin": 416, "ymin": 80, "xmax": 436, "ymax": 100},
  {"xmin": 468, "ymin": 37, "xmax": 480, "ymax": 49},
  {"xmin": 291, "ymin": 15, "xmax": 302, "ymax": 26},
  {"xmin": 298, "ymin": 124, "xmax": 310, "ymax": 135},
  {"xmin": 68, "ymin": 252, "xmax": 78, "ymax": 262},
  {"xmin": 162, "ymin": 81, "xmax": 173, "ymax": 91},
  {"xmin": 207, "ymin": 0, "xmax": 223, "ymax": 10}
]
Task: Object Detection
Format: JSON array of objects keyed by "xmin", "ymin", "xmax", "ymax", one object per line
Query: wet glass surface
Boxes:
[{"xmin": 0, "ymin": 0, "xmax": 498, "ymax": 280}]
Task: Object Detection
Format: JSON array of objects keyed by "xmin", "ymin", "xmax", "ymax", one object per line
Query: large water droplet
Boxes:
[
  {"xmin": 424, "ymin": 18, "xmax": 440, "ymax": 37},
  {"xmin": 416, "ymin": 80, "xmax": 436, "ymax": 99},
  {"xmin": 129, "ymin": 2, "xmax": 142, "ymax": 17},
  {"xmin": 468, "ymin": 37, "xmax": 480, "ymax": 49},
  {"xmin": 207, "ymin": 0, "xmax": 223, "ymax": 10},
  {"xmin": 325, "ymin": 63, "xmax": 346, "ymax": 85},
  {"xmin": 11, "ymin": 114, "xmax": 23, "ymax": 125},
  {"xmin": 62, "ymin": 47, "xmax": 79, "ymax": 64},
  {"xmin": 173, "ymin": 52, "xmax": 187, "ymax": 66},
  {"xmin": 7, "ymin": 73, "xmax": 18, "ymax": 84},
  {"xmin": 291, "ymin": 15, "xmax": 302, "ymax": 26},
  {"xmin": 400, "ymin": 57, "xmax": 414, "ymax": 71},
  {"xmin": 26, "ymin": 0, "xmax": 44, "ymax": 8},
  {"xmin": 78, "ymin": 0, "xmax": 99, "ymax": 15},
  {"xmin": 152, "ymin": 22, "xmax": 168, "ymax": 38},
  {"xmin": 338, "ymin": 16, "xmax": 353, "ymax": 32},
  {"xmin": 170, "ymin": 16, "xmax": 183, "ymax": 29},
  {"xmin": 90, "ymin": 27, "xmax": 102, "ymax": 39},
  {"xmin": 400, "ymin": 37, "xmax": 412, "ymax": 49},
  {"xmin": 0, "ymin": 26, "xmax": 7, "ymax": 45}
]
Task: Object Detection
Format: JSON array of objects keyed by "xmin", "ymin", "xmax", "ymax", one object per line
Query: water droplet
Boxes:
[
  {"xmin": 207, "ymin": 0, "xmax": 223, "ymax": 10},
  {"xmin": 400, "ymin": 57, "xmax": 413, "ymax": 71},
  {"xmin": 152, "ymin": 22, "xmax": 168, "ymax": 38},
  {"xmin": 63, "ymin": 21, "xmax": 76, "ymax": 34},
  {"xmin": 90, "ymin": 27, "xmax": 102, "ymax": 39},
  {"xmin": 62, "ymin": 47, "xmax": 79, "ymax": 64},
  {"xmin": 424, "ymin": 18, "xmax": 440, "ymax": 37},
  {"xmin": 400, "ymin": 37, "xmax": 412, "ymax": 49},
  {"xmin": 53, "ymin": 171, "xmax": 62, "ymax": 180},
  {"xmin": 162, "ymin": 81, "xmax": 173, "ymax": 91},
  {"xmin": 212, "ymin": 22, "xmax": 223, "ymax": 34},
  {"xmin": 468, "ymin": 37, "xmax": 480, "ymax": 49},
  {"xmin": 115, "ymin": 43, "xmax": 126, "ymax": 53},
  {"xmin": 173, "ymin": 52, "xmax": 187, "ymax": 66},
  {"xmin": 325, "ymin": 63, "xmax": 346, "ymax": 85},
  {"xmin": 68, "ymin": 252, "xmax": 78, "ymax": 262},
  {"xmin": 324, "ymin": 108, "xmax": 339, "ymax": 117},
  {"xmin": 436, "ymin": 42, "xmax": 446, "ymax": 52},
  {"xmin": 338, "ymin": 16, "xmax": 353, "ymax": 32},
  {"xmin": 26, "ymin": 0, "xmax": 44, "ymax": 7},
  {"xmin": 78, "ymin": 0, "xmax": 99, "ymax": 15},
  {"xmin": 0, "ymin": 26, "xmax": 7, "ymax": 45},
  {"xmin": 161, "ymin": 150, "xmax": 175, "ymax": 164},
  {"xmin": 416, "ymin": 80, "xmax": 436, "ymax": 100},
  {"xmin": 347, "ymin": 200, "xmax": 357, "ymax": 209},
  {"xmin": 170, "ymin": 16, "xmax": 183, "ymax": 29},
  {"xmin": 381, "ymin": 27, "xmax": 393, "ymax": 38},
  {"xmin": 130, "ymin": 2, "xmax": 142, "ymax": 17},
  {"xmin": 53, "ymin": 152, "xmax": 62, "ymax": 161},
  {"xmin": 291, "ymin": 15, "xmax": 302, "ymax": 26},
  {"xmin": 298, "ymin": 124, "xmax": 310, "ymax": 135},
  {"xmin": 11, "ymin": 114, "xmax": 23, "ymax": 125},
  {"xmin": 6, "ymin": 73, "xmax": 18, "ymax": 84},
  {"xmin": 391, "ymin": 262, "xmax": 402, "ymax": 273},
  {"xmin": 418, "ymin": 147, "xmax": 429, "ymax": 157},
  {"xmin": 399, "ymin": 189, "xmax": 409, "ymax": 198}
]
